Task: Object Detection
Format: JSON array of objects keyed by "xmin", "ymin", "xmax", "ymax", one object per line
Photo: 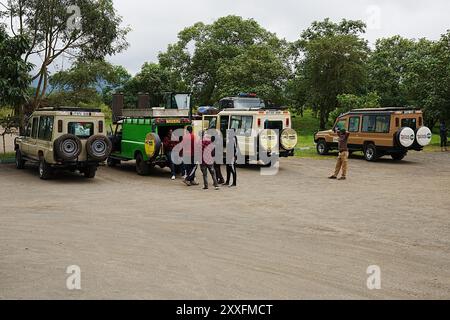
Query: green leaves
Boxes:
[
  {"xmin": 158, "ymin": 15, "xmax": 289, "ymax": 106},
  {"xmin": 0, "ymin": 26, "xmax": 32, "ymax": 107}
]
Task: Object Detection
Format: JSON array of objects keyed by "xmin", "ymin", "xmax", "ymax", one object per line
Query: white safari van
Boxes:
[{"xmin": 199, "ymin": 94, "xmax": 298, "ymax": 163}]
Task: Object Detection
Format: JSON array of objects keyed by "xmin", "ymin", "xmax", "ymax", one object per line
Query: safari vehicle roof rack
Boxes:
[
  {"xmin": 36, "ymin": 106, "xmax": 102, "ymax": 113},
  {"xmin": 342, "ymin": 107, "xmax": 420, "ymax": 116}
]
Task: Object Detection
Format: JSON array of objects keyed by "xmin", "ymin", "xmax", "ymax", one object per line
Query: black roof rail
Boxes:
[{"xmin": 36, "ymin": 106, "xmax": 102, "ymax": 113}]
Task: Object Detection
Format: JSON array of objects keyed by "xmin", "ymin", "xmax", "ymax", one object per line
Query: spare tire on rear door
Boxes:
[
  {"xmin": 86, "ymin": 135, "xmax": 112, "ymax": 161},
  {"xmin": 415, "ymin": 126, "xmax": 432, "ymax": 147},
  {"xmin": 54, "ymin": 134, "xmax": 82, "ymax": 161},
  {"xmin": 395, "ymin": 127, "xmax": 415, "ymax": 148},
  {"xmin": 280, "ymin": 128, "xmax": 298, "ymax": 151}
]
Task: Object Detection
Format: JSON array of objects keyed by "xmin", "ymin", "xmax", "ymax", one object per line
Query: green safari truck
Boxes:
[{"xmin": 107, "ymin": 93, "xmax": 192, "ymax": 175}]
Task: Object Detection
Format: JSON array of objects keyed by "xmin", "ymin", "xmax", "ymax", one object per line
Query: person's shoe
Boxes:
[
  {"xmin": 214, "ymin": 186, "xmax": 220, "ymax": 190},
  {"xmin": 183, "ymin": 179, "xmax": 191, "ymax": 186},
  {"xmin": 171, "ymin": 175, "xmax": 176, "ymax": 180},
  {"xmin": 338, "ymin": 177, "xmax": 346, "ymax": 180},
  {"xmin": 191, "ymin": 181, "xmax": 199, "ymax": 186},
  {"xmin": 328, "ymin": 176, "xmax": 337, "ymax": 179},
  {"xmin": 228, "ymin": 184, "xmax": 236, "ymax": 188},
  {"xmin": 203, "ymin": 186, "xmax": 208, "ymax": 190}
]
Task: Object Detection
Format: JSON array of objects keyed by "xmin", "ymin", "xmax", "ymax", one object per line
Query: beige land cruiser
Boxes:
[
  {"xmin": 14, "ymin": 107, "xmax": 112, "ymax": 179},
  {"xmin": 314, "ymin": 107, "xmax": 432, "ymax": 161}
]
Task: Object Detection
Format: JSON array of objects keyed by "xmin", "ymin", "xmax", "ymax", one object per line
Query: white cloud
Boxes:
[{"xmin": 103, "ymin": 0, "xmax": 449, "ymax": 74}]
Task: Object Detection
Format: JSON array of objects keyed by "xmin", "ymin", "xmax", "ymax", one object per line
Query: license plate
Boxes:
[
  {"xmin": 166, "ymin": 119, "xmax": 180, "ymax": 124},
  {"xmin": 71, "ymin": 111, "xmax": 90, "ymax": 116}
]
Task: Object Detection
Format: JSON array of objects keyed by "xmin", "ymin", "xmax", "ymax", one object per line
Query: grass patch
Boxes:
[
  {"xmin": 0, "ymin": 107, "xmax": 14, "ymax": 119},
  {"xmin": 0, "ymin": 152, "xmax": 15, "ymax": 160}
]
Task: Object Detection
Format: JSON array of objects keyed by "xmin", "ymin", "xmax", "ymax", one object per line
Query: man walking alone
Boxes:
[{"xmin": 329, "ymin": 128, "xmax": 350, "ymax": 181}]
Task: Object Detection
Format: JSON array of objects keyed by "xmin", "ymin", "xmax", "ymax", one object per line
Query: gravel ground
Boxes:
[{"xmin": 0, "ymin": 151, "xmax": 449, "ymax": 299}]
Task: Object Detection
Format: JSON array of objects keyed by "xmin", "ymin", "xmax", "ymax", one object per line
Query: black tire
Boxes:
[
  {"xmin": 38, "ymin": 158, "xmax": 52, "ymax": 180},
  {"xmin": 364, "ymin": 144, "xmax": 378, "ymax": 162},
  {"xmin": 107, "ymin": 157, "xmax": 120, "ymax": 167},
  {"xmin": 316, "ymin": 140, "xmax": 329, "ymax": 155},
  {"xmin": 391, "ymin": 152, "xmax": 406, "ymax": 161},
  {"xmin": 54, "ymin": 134, "xmax": 82, "ymax": 161},
  {"xmin": 135, "ymin": 152, "xmax": 150, "ymax": 176},
  {"xmin": 86, "ymin": 135, "xmax": 112, "ymax": 161},
  {"xmin": 15, "ymin": 150, "xmax": 25, "ymax": 169},
  {"xmin": 83, "ymin": 166, "xmax": 97, "ymax": 178}
]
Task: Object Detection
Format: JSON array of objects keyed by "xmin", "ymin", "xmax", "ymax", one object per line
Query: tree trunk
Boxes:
[{"xmin": 319, "ymin": 108, "xmax": 328, "ymax": 130}]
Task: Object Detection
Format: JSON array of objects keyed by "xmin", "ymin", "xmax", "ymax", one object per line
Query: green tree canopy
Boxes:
[
  {"xmin": 291, "ymin": 18, "xmax": 369, "ymax": 129},
  {"xmin": 158, "ymin": 15, "xmax": 289, "ymax": 106}
]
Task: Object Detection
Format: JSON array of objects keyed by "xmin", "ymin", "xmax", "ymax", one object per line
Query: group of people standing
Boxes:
[{"xmin": 162, "ymin": 126, "xmax": 238, "ymax": 190}]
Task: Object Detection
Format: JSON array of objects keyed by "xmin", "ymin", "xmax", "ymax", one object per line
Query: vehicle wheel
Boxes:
[
  {"xmin": 38, "ymin": 158, "xmax": 52, "ymax": 180},
  {"xmin": 391, "ymin": 152, "xmax": 406, "ymax": 161},
  {"xmin": 86, "ymin": 135, "xmax": 112, "ymax": 161},
  {"xmin": 316, "ymin": 140, "xmax": 329, "ymax": 155},
  {"xmin": 364, "ymin": 144, "xmax": 378, "ymax": 162},
  {"xmin": 107, "ymin": 157, "xmax": 120, "ymax": 167},
  {"xmin": 15, "ymin": 150, "xmax": 25, "ymax": 169},
  {"xmin": 84, "ymin": 166, "xmax": 97, "ymax": 178},
  {"xmin": 135, "ymin": 152, "xmax": 150, "ymax": 176},
  {"xmin": 54, "ymin": 134, "xmax": 82, "ymax": 161}
]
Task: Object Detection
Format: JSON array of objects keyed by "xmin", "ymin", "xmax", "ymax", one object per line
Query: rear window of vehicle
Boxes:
[
  {"xmin": 401, "ymin": 118, "xmax": 417, "ymax": 130},
  {"xmin": 68, "ymin": 122, "xmax": 94, "ymax": 138}
]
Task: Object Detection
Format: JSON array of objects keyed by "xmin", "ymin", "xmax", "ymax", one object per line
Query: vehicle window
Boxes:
[
  {"xmin": 230, "ymin": 116, "xmax": 241, "ymax": 131},
  {"xmin": 375, "ymin": 115, "xmax": 390, "ymax": 133},
  {"xmin": 208, "ymin": 117, "xmax": 217, "ymax": 129},
  {"xmin": 37, "ymin": 116, "xmax": 54, "ymax": 141},
  {"xmin": 335, "ymin": 119, "xmax": 347, "ymax": 131},
  {"xmin": 31, "ymin": 117, "xmax": 39, "ymax": 138},
  {"xmin": 348, "ymin": 117, "xmax": 360, "ymax": 132},
  {"xmin": 240, "ymin": 116, "xmax": 253, "ymax": 135},
  {"xmin": 362, "ymin": 115, "xmax": 390, "ymax": 133},
  {"xmin": 401, "ymin": 118, "xmax": 417, "ymax": 130},
  {"xmin": 69, "ymin": 122, "xmax": 94, "ymax": 139},
  {"xmin": 115, "ymin": 124, "xmax": 123, "ymax": 135},
  {"xmin": 265, "ymin": 120, "xmax": 283, "ymax": 132}
]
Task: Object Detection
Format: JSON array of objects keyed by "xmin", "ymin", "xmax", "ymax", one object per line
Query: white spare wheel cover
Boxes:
[
  {"xmin": 416, "ymin": 126, "xmax": 432, "ymax": 146},
  {"xmin": 398, "ymin": 127, "xmax": 415, "ymax": 148}
]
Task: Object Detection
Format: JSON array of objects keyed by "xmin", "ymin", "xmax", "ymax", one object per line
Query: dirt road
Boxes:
[{"xmin": 1, "ymin": 152, "xmax": 450, "ymax": 299}]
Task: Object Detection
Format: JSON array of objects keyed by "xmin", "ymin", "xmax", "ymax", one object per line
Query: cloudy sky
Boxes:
[{"xmin": 107, "ymin": 0, "xmax": 449, "ymax": 74}]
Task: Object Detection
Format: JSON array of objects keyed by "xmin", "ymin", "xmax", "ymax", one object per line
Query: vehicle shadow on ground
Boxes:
[
  {"xmin": 20, "ymin": 164, "xmax": 97, "ymax": 183},
  {"xmin": 346, "ymin": 153, "xmax": 417, "ymax": 165}
]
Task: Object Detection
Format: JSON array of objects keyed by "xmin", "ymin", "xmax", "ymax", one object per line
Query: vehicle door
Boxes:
[
  {"xmin": 230, "ymin": 115, "xmax": 255, "ymax": 157},
  {"xmin": 35, "ymin": 116, "xmax": 54, "ymax": 160},
  {"xmin": 25, "ymin": 117, "xmax": 40, "ymax": 159},
  {"xmin": 347, "ymin": 115, "xmax": 362, "ymax": 148},
  {"xmin": 20, "ymin": 119, "xmax": 33, "ymax": 155}
]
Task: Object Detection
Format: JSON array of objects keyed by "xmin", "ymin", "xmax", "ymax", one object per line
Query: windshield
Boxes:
[{"xmin": 233, "ymin": 98, "xmax": 265, "ymax": 109}]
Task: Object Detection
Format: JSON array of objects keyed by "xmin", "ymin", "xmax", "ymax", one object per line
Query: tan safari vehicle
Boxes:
[
  {"xmin": 14, "ymin": 107, "xmax": 112, "ymax": 179},
  {"xmin": 314, "ymin": 107, "xmax": 432, "ymax": 161}
]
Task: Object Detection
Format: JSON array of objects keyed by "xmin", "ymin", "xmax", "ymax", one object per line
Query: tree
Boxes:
[
  {"xmin": 368, "ymin": 36, "xmax": 415, "ymax": 107},
  {"xmin": 158, "ymin": 15, "xmax": 289, "ymax": 106},
  {"xmin": 332, "ymin": 92, "xmax": 380, "ymax": 120},
  {"xmin": 291, "ymin": 19, "xmax": 369, "ymax": 129},
  {"xmin": 49, "ymin": 59, "xmax": 130, "ymax": 107},
  {"xmin": 1, "ymin": 0, "xmax": 129, "ymax": 110},
  {"xmin": 123, "ymin": 62, "xmax": 184, "ymax": 107},
  {"xmin": 0, "ymin": 24, "xmax": 32, "ymax": 132}
]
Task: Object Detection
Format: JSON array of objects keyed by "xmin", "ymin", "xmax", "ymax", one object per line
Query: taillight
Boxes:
[
  {"xmin": 257, "ymin": 118, "xmax": 261, "ymax": 127},
  {"xmin": 58, "ymin": 120, "xmax": 63, "ymax": 133},
  {"xmin": 286, "ymin": 118, "xmax": 290, "ymax": 127},
  {"xmin": 99, "ymin": 121, "xmax": 104, "ymax": 133},
  {"xmin": 419, "ymin": 117, "xmax": 423, "ymax": 127}
]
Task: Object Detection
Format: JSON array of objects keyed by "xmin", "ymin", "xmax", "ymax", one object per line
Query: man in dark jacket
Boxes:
[
  {"xmin": 440, "ymin": 120, "xmax": 448, "ymax": 152},
  {"xmin": 329, "ymin": 128, "xmax": 350, "ymax": 180},
  {"xmin": 200, "ymin": 134, "xmax": 220, "ymax": 190}
]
